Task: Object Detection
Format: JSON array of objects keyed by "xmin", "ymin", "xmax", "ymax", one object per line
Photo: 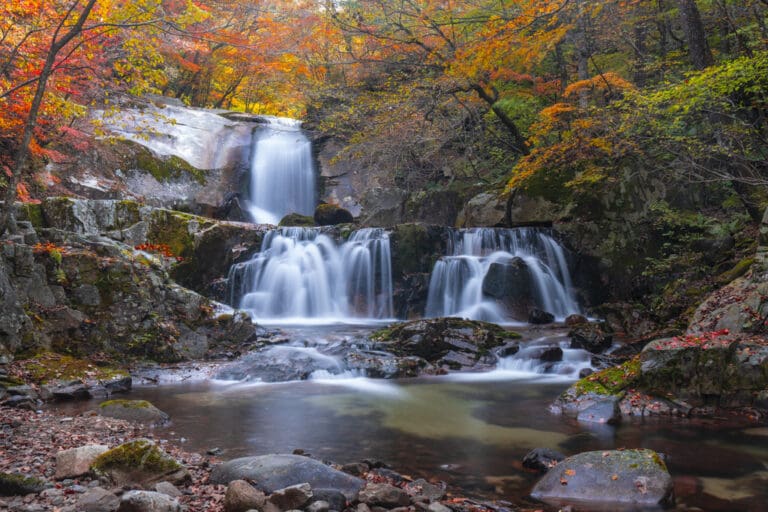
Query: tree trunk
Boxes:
[
  {"xmin": 0, "ymin": 0, "xmax": 97, "ymax": 237},
  {"xmin": 676, "ymin": 0, "xmax": 714, "ymax": 69},
  {"xmin": 471, "ymin": 84, "xmax": 529, "ymax": 156}
]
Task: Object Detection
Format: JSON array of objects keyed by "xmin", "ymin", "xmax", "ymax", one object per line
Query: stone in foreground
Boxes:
[
  {"xmin": 530, "ymin": 449, "xmax": 674, "ymax": 508},
  {"xmin": 55, "ymin": 444, "xmax": 109, "ymax": 480},
  {"xmin": 224, "ymin": 480, "xmax": 266, "ymax": 512},
  {"xmin": 91, "ymin": 439, "xmax": 190, "ymax": 488},
  {"xmin": 117, "ymin": 490, "xmax": 181, "ymax": 512},
  {"xmin": 210, "ymin": 454, "xmax": 365, "ymax": 500}
]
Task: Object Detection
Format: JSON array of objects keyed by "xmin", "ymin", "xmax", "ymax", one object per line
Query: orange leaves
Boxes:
[
  {"xmin": 16, "ymin": 182, "xmax": 38, "ymax": 204},
  {"xmin": 563, "ymin": 72, "xmax": 636, "ymax": 101}
]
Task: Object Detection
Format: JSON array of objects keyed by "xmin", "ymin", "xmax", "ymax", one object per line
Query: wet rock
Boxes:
[
  {"xmin": 117, "ymin": 490, "xmax": 181, "ymax": 512},
  {"xmin": 522, "ymin": 448, "xmax": 565, "ymax": 473},
  {"xmin": 267, "ymin": 483, "xmax": 313, "ymax": 510},
  {"xmin": 215, "ymin": 347, "xmax": 341, "ymax": 383},
  {"xmin": 210, "ymin": 454, "xmax": 365, "ymax": 500},
  {"xmin": 576, "ymin": 396, "xmax": 621, "ymax": 425},
  {"xmin": 371, "ymin": 318, "xmax": 520, "ymax": 372},
  {"xmin": 50, "ymin": 381, "xmax": 92, "ymax": 401},
  {"xmin": 90, "ymin": 439, "xmax": 190, "ymax": 488},
  {"xmin": 55, "ymin": 444, "xmax": 109, "ymax": 479},
  {"xmin": 532, "ymin": 449, "xmax": 673, "ymax": 508},
  {"xmin": 530, "ymin": 346, "xmax": 563, "ymax": 363},
  {"xmin": 405, "ymin": 190, "xmax": 460, "ymax": 226},
  {"xmin": 358, "ymin": 483, "xmax": 410, "ymax": 508},
  {"xmin": 98, "ymin": 400, "xmax": 169, "ymax": 425},
  {"xmin": 0, "ymin": 473, "xmax": 47, "ymax": 496},
  {"xmin": 314, "ymin": 204, "xmax": 353, "ymax": 226},
  {"xmin": 565, "ymin": 314, "xmax": 588, "ymax": 327},
  {"xmin": 360, "ymin": 188, "xmax": 407, "ymax": 227},
  {"xmin": 404, "ymin": 479, "xmax": 445, "ymax": 502},
  {"xmin": 279, "ymin": 213, "xmax": 315, "ymax": 227},
  {"xmin": 528, "ymin": 308, "xmax": 555, "ymax": 325},
  {"xmin": 569, "ymin": 324, "xmax": 612, "ymax": 353},
  {"xmin": 341, "ymin": 462, "xmax": 369, "ymax": 476},
  {"xmin": 224, "ymin": 480, "xmax": 266, "ymax": 512},
  {"xmin": 76, "ymin": 487, "xmax": 120, "ymax": 512},
  {"xmin": 481, "ymin": 258, "xmax": 534, "ymax": 317}
]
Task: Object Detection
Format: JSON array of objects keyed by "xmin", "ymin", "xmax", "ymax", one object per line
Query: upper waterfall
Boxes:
[
  {"xmin": 247, "ymin": 117, "xmax": 316, "ymax": 225},
  {"xmin": 425, "ymin": 228, "xmax": 580, "ymax": 323},
  {"xmin": 227, "ymin": 227, "xmax": 394, "ymax": 324}
]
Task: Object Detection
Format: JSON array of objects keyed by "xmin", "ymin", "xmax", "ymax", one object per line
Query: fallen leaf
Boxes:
[{"xmin": 564, "ymin": 469, "xmax": 576, "ymax": 476}]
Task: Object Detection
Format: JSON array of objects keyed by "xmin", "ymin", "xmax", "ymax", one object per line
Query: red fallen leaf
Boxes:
[
  {"xmin": 565, "ymin": 469, "xmax": 576, "ymax": 476},
  {"xmin": 560, "ymin": 477, "xmax": 568, "ymax": 485}
]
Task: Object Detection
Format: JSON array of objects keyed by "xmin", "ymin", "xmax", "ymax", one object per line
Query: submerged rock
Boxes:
[
  {"xmin": 569, "ymin": 323, "xmax": 613, "ymax": 353},
  {"xmin": 530, "ymin": 449, "xmax": 674, "ymax": 508},
  {"xmin": 210, "ymin": 454, "xmax": 365, "ymax": 500},
  {"xmin": 522, "ymin": 448, "xmax": 565, "ymax": 473}
]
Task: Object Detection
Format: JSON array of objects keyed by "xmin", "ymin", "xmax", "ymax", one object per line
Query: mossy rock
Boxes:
[
  {"xmin": 98, "ymin": 399, "xmax": 170, "ymax": 425},
  {"xmin": 389, "ymin": 223, "xmax": 444, "ymax": 278},
  {"xmin": 14, "ymin": 203, "xmax": 45, "ymax": 229},
  {"xmin": 279, "ymin": 213, "xmax": 316, "ymax": 227},
  {"xmin": 371, "ymin": 317, "xmax": 521, "ymax": 365},
  {"xmin": 91, "ymin": 438, "xmax": 190, "ymax": 488},
  {"xmin": 572, "ymin": 356, "xmax": 641, "ymax": 397},
  {"xmin": 146, "ymin": 209, "xmax": 214, "ymax": 259},
  {"xmin": 314, "ymin": 204, "xmax": 354, "ymax": 226},
  {"xmin": 133, "ymin": 143, "xmax": 207, "ymax": 185},
  {"xmin": 13, "ymin": 352, "xmax": 129, "ymax": 385},
  {"xmin": 0, "ymin": 472, "xmax": 47, "ymax": 496}
]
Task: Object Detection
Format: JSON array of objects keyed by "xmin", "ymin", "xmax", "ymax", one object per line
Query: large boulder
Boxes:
[
  {"xmin": 530, "ymin": 449, "xmax": 674, "ymax": 508},
  {"xmin": 456, "ymin": 192, "xmax": 507, "ymax": 227},
  {"xmin": 405, "ymin": 190, "xmax": 460, "ymax": 226},
  {"xmin": 0, "ymin": 257, "xmax": 30, "ymax": 355},
  {"xmin": 360, "ymin": 188, "xmax": 407, "ymax": 227},
  {"xmin": 210, "ymin": 454, "xmax": 365, "ymax": 500},
  {"xmin": 91, "ymin": 439, "xmax": 190, "ymax": 488},
  {"xmin": 371, "ymin": 318, "xmax": 520, "ymax": 372},
  {"xmin": 314, "ymin": 204, "xmax": 354, "ymax": 226}
]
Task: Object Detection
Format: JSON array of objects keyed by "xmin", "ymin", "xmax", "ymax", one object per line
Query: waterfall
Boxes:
[
  {"xmin": 425, "ymin": 228, "xmax": 580, "ymax": 323},
  {"xmin": 228, "ymin": 227, "xmax": 394, "ymax": 323},
  {"xmin": 248, "ymin": 117, "xmax": 315, "ymax": 225}
]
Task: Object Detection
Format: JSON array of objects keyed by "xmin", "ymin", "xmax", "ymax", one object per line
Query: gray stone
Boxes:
[
  {"xmin": 309, "ymin": 489, "xmax": 346, "ymax": 511},
  {"xmin": 98, "ymin": 400, "xmax": 169, "ymax": 425},
  {"xmin": 267, "ymin": 483, "xmax": 313, "ymax": 511},
  {"xmin": 153, "ymin": 482, "xmax": 182, "ymax": 498},
  {"xmin": 577, "ymin": 397, "xmax": 621, "ymax": 425},
  {"xmin": 91, "ymin": 439, "xmax": 190, "ymax": 488},
  {"xmin": 51, "ymin": 382, "xmax": 92, "ymax": 401},
  {"xmin": 73, "ymin": 284, "xmax": 101, "ymax": 306},
  {"xmin": 55, "ymin": 445, "xmax": 109, "ymax": 479},
  {"xmin": 360, "ymin": 188, "xmax": 407, "ymax": 227},
  {"xmin": 404, "ymin": 479, "xmax": 445, "ymax": 502},
  {"xmin": 77, "ymin": 487, "xmax": 120, "ymax": 512},
  {"xmin": 530, "ymin": 449, "xmax": 674, "ymax": 508},
  {"xmin": 117, "ymin": 490, "xmax": 181, "ymax": 512},
  {"xmin": 522, "ymin": 448, "xmax": 565, "ymax": 473},
  {"xmin": 358, "ymin": 483, "xmax": 410, "ymax": 508},
  {"xmin": 307, "ymin": 500, "xmax": 330, "ymax": 512},
  {"xmin": 210, "ymin": 455, "xmax": 364, "ymax": 500},
  {"xmin": 224, "ymin": 480, "xmax": 265, "ymax": 512},
  {"xmin": 456, "ymin": 192, "xmax": 506, "ymax": 227},
  {"xmin": 426, "ymin": 503, "xmax": 452, "ymax": 512}
]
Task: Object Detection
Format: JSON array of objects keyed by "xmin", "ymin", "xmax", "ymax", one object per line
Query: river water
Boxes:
[{"xmin": 114, "ymin": 330, "xmax": 768, "ymax": 512}]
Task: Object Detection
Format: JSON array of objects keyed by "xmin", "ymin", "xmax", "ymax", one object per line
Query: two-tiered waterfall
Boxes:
[
  {"xmin": 425, "ymin": 228, "xmax": 580, "ymax": 323},
  {"xmin": 247, "ymin": 117, "xmax": 315, "ymax": 225},
  {"xmin": 228, "ymin": 227, "xmax": 394, "ymax": 323}
]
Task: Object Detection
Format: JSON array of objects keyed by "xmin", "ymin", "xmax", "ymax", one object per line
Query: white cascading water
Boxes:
[
  {"xmin": 227, "ymin": 227, "xmax": 394, "ymax": 323},
  {"xmin": 248, "ymin": 117, "xmax": 315, "ymax": 225},
  {"xmin": 425, "ymin": 228, "xmax": 580, "ymax": 323}
]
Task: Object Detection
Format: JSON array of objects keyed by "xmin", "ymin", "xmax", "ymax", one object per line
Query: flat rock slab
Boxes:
[
  {"xmin": 531, "ymin": 449, "xmax": 674, "ymax": 508},
  {"xmin": 55, "ymin": 444, "xmax": 109, "ymax": 479},
  {"xmin": 210, "ymin": 454, "xmax": 365, "ymax": 500}
]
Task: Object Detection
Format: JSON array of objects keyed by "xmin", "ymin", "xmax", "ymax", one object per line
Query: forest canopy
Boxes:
[{"xmin": 1, "ymin": 0, "xmax": 767, "ymax": 231}]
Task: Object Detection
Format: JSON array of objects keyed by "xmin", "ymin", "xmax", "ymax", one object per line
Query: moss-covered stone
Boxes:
[
  {"xmin": 389, "ymin": 223, "xmax": 444, "ymax": 278},
  {"xmin": 98, "ymin": 399, "xmax": 171, "ymax": 424},
  {"xmin": 91, "ymin": 438, "xmax": 190, "ymax": 487},
  {"xmin": 13, "ymin": 352, "xmax": 128, "ymax": 384},
  {"xmin": 134, "ymin": 144, "xmax": 207, "ymax": 185},
  {"xmin": 279, "ymin": 213, "xmax": 316, "ymax": 227},
  {"xmin": 15, "ymin": 203, "xmax": 45, "ymax": 229},
  {"xmin": 0, "ymin": 472, "xmax": 46, "ymax": 496},
  {"xmin": 716, "ymin": 257, "xmax": 755, "ymax": 285},
  {"xmin": 572, "ymin": 356, "xmax": 641, "ymax": 397},
  {"xmin": 314, "ymin": 204, "xmax": 354, "ymax": 225}
]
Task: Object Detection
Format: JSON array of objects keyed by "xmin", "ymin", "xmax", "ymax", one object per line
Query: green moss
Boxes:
[
  {"xmin": 100, "ymin": 399, "xmax": 151, "ymax": 409},
  {"xmin": 0, "ymin": 472, "xmax": 46, "ymax": 496},
  {"xmin": 91, "ymin": 439, "xmax": 182, "ymax": 475},
  {"xmin": 372, "ymin": 317, "xmax": 520, "ymax": 342},
  {"xmin": 17, "ymin": 203, "xmax": 45, "ymax": 228},
  {"xmin": 15, "ymin": 352, "xmax": 128, "ymax": 384},
  {"xmin": 573, "ymin": 356, "xmax": 641, "ymax": 397},
  {"xmin": 135, "ymin": 145, "xmax": 207, "ymax": 185},
  {"xmin": 717, "ymin": 257, "xmax": 754, "ymax": 285},
  {"xmin": 279, "ymin": 213, "xmax": 316, "ymax": 227},
  {"xmin": 146, "ymin": 209, "xmax": 213, "ymax": 259}
]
